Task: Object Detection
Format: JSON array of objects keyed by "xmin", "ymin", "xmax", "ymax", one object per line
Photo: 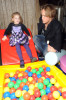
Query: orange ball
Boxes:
[
  {"xmin": 10, "ymin": 88, "xmax": 16, "ymax": 94},
  {"xmin": 38, "ymin": 78, "xmax": 43, "ymax": 83},
  {"xmin": 23, "ymin": 72, "xmax": 28, "ymax": 76},
  {"xmin": 34, "ymin": 87, "xmax": 39, "ymax": 92},
  {"xmin": 58, "ymin": 87, "xmax": 62, "ymax": 93},
  {"xmin": 16, "ymin": 70, "xmax": 20, "ymax": 74},
  {"xmin": 51, "ymin": 98, "xmax": 56, "ymax": 100},
  {"xmin": 23, "ymin": 92, "xmax": 30, "ymax": 100},
  {"xmin": 31, "ymin": 80, "xmax": 36, "ymax": 84},
  {"xmin": 42, "ymin": 65, "xmax": 46, "ymax": 70},
  {"xmin": 5, "ymin": 73, "xmax": 10, "ymax": 78},
  {"xmin": 26, "ymin": 81, "xmax": 30, "ymax": 86},
  {"xmin": 43, "ymin": 85, "xmax": 46, "ymax": 90},
  {"xmin": 41, "ymin": 95, "xmax": 48, "ymax": 100},
  {"xmin": 20, "ymin": 82, "xmax": 25, "ymax": 88}
]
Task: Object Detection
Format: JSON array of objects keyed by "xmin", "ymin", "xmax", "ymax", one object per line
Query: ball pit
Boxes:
[{"xmin": 0, "ymin": 61, "xmax": 66, "ymax": 100}]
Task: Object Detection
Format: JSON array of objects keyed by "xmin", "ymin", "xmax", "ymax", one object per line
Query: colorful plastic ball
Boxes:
[
  {"xmin": 58, "ymin": 90, "xmax": 62, "ymax": 96},
  {"xmin": 10, "ymin": 77, "xmax": 16, "ymax": 81},
  {"xmin": 38, "ymin": 83, "xmax": 43, "ymax": 89},
  {"xmin": 34, "ymin": 90, "xmax": 41, "ymax": 97},
  {"xmin": 47, "ymin": 83, "xmax": 52, "ymax": 88},
  {"xmin": 22, "ymin": 90, "xmax": 27, "ymax": 96},
  {"xmin": 50, "ymin": 78, "xmax": 56, "ymax": 84},
  {"xmin": 19, "ymin": 76, "xmax": 23, "ymax": 80},
  {"xmin": 18, "ymin": 73, "xmax": 23, "ymax": 77},
  {"xmin": 58, "ymin": 96, "xmax": 64, "ymax": 100},
  {"xmin": 39, "ymin": 67, "xmax": 43, "ymax": 72},
  {"xmin": 26, "ymin": 81, "xmax": 30, "ymax": 86},
  {"xmin": 4, "ymin": 87, "xmax": 10, "ymax": 93},
  {"xmin": 27, "ymin": 66, "xmax": 32, "ymax": 71},
  {"xmin": 50, "ymin": 86, "xmax": 57, "ymax": 92},
  {"xmin": 41, "ymin": 95, "xmax": 48, "ymax": 100},
  {"xmin": 30, "ymin": 95, "xmax": 35, "ymax": 100},
  {"xmin": 25, "ymin": 70, "xmax": 29, "ymax": 73},
  {"xmin": 4, "ymin": 83, "xmax": 8, "ymax": 87},
  {"xmin": 43, "ymin": 85, "xmax": 46, "ymax": 90},
  {"xmin": 44, "ymin": 74, "xmax": 49, "ymax": 78},
  {"xmin": 8, "ymin": 82, "xmax": 14, "ymax": 88},
  {"xmin": 35, "ymin": 68, "xmax": 39, "ymax": 71},
  {"xmin": 19, "ymin": 96, "xmax": 24, "ymax": 100},
  {"xmin": 23, "ymin": 92, "xmax": 30, "ymax": 100},
  {"xmin": 32, "ymin": 69, "xmax": 36, "ymax": 73},
  {"xmin": 41, "ymin": 72, "xmax": 45, "ymax": 76},
  {"xmin": 38, "ymin": 78, "xmax": 43, "ymax": 83},
  {"xmin": 14, "ymin": 84, "xmax": 19, "ymax": 89},
  {"xmin": 33, "ymin": 77, "xmax": 38, "ymax": 81},
  {"xmin": 10, "ymin": 72, "xmax": 14, "ymax": 77},
  {"xmin": 43, "ymin": 79, "xmax": 49, "ymax": 85},
  {"xmin": 17, "ymin": 87, "xmax": 22, "ymax": 91},
  {"xmin": 53, "ymin": 91, "xmax": 60, "ymax": 99},
  {"xmin": 15, "ymin": 70, "xmax": 20, "ymax": 74},
  {"xmin": 35, "ymin": 83, "xmax": 38, "ymax": 87},
  {"xmin": 15, "ymin": 90, "xmax": 22, "ymax": 97},
  {"xmin": 14, "ymin": 74, "xmax": 18, "ymax": 79},
  {"xmin": 12, "ymin": 80, "xmax": 16, "ymax": 84},
  {"xmin": 36, "ymin": 71, "xmax": 41, "ymax": 75},
  {"xmin": 28, "ymin": 77, "xmax": 33, "ymax": 82},
  {"xmin": 29, "ymin": 84, "xmax": 35, "ymax": 90},
  {"xmin": 22, "ymin": 78, "xmax": 27, "ymax": 83},
  {"xmin": 28, "ymin": 72, "xmax": 33, "ymax": 77},
  {"xmin": 46, "ymin": 67, "xmax": 50, "ymax": 71},
  {"xmin": 5, "ymin": 73, "xmax": 10, "ymax": 78},
  {"xmin": 31, "ymin": 80, "xmax": 36, "ymax": 85},
  {"xmin": 42, "ymin": 65, "xmax": 46, "ymax": 70},
  {"xmin": 10, "ymin": 88, "xmax": 15, "ymax": 94},
  {"xmin": 4, "ymin": 97, "xmax": 11, "ymax": 100},
  {"xmin": 16, "ymin": 79, "xmax": 21, "ymax": 84},
  {"xmin": 34, "ymin": 87, "xmax": 39, "ymax": 92},
  {"xmin": 54, "ymin": 82, "xmax": 60, "ymax": 88},
  {"xmin": 23, "ymin": 85, "xmax": 29, "ymax": 91},
  {"xmin": 46, "ymin": 87, "xmax": 51, "ymax": 94},
  {"xmin": 28, "ymin": 90, "xmax": 34, "ymax": 95},
  {"xmin": 3, "ymin": 92, "xmax": 10, "ymax": 98},
  {"xmin": 32, "ymin": 73, "xmax": 37, "ymax": 78},
  {"xmin": 20, "ymin": 82, "xmax": 25, "ymax": 88},
  {"xmin": 62, "ymin": 91, "xmax": 66, "ymax": 99},
  {"xmin": 35, "ymin": 97, "xmax": 41, "ymax": 100},
  {"xmin": 37, "ymin": 74, "xmax": 42, "ymax": 78},
  {"xmin": 48, "ymin": 93, "xmax": 53, "ymax": 100},
  {"xmin": 40, "ymin": 89, "xmax": 46, "ymax": 96},
  {"xmin": 62, "ymin": 87, "xmax": 66, "ymax": 92},
  {"xmin": 46, "ymin": 72, "xmax": 51, "ymax": 76},
  {"xmin": 50, "ymin": 75, "xmax": 54, "ymax": 79},
  {"xmin": 4, "ymin": 79, "xmax": 10, "ymax": 83},
  {"xmin": 46, "ymin": 78, "xmax": 50, "ymax": 82},
  {"xmin": 23, "ymin": 72, "xmax": 28, "ymax": 77},
  {"xmin": 58, "ymin": 87, "xmax": 62, "ymax": 93},
  {"xmin": 10, "ymin": 93, "xmax": 16, "ymax": 99}
]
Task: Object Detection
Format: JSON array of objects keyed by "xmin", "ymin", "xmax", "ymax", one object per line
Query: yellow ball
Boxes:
[
  {"xmin": 4, "ymin": 97, "xmax": 11, "ymax": 100},
  {"xmin": 28, "ymin": 77, "xmax": 33, "ymax": 82},
  {"xmin": 41, "ymin": 77, "xmax": 45, "ymax": 80},
  {"xmin": 15, "ymin": 90, "xmax": 22, "ymax": 97},
  {"xmin": 35, "ymin": 83, "xmax": 38, "ymax": 87},
  {"xmin": 3, "ymin": 87, "xmax": 10, "ymax": 93},
  {"xmin": 58, "ymin": 96, "xmax": 64, "ymax": 100},
  {"xmin": 22, "ymin": 90, "xmax": 27, "ymax": 96},
  {"xmin": 50, "ymin": 78, "xmax": 56, "ymax": 84},
  {"xmin": 53, "ymin": 91, "xmax": 60, "ymax": 99},
  {"xmin": 55, "ymin": 82, "xmax": 60, "ymax": 88},
  {"xmin": 62, "ymin": 87, "xmax": 66, "ymax": 92},
  {"xmin": 29, "ymin": 84, "xmax": 35, "ymax": 90},
  {"xmin": 10, "ymin": 72, "xmax": 14, "ymax": 77},
  {"xmin": 28, "ymin": 90, "xmax": 34, "ymax": 95},
  {"xmin": 4, "ymin": 78, "xmax": 10, "ymax": 83},
  {"xmin": 18, "ymin": 73, "xmax": 23, "ymax": 77},
  {"xmin": 46, "ymin": 72, "xmax": 51, "ymax": 76}
]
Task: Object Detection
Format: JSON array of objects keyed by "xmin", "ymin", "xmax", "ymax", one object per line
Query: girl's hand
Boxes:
[
  {"xmin": 47, "ymin": 45, "xmax": 56, "ymax": 52},
  {"xmin": 28, "ymin": 36, "xmax": 31, "ymax": 40},
  {"xmin": 2, "ymin": 36, "xmax": 8, "ymax": 41}
]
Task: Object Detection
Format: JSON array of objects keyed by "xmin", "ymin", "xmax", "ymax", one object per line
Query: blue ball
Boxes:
[
  {"xmin": 23, "ymin": 85, "xmax": 29, "ymax": 91},
  {"xmin": 3, "ymin": 92, "xmax": 10, "ymax": 98},
  {"xmin": 25, "ymin": 70, "xmax": 29, "ymax": 73},
  {"xmin": 10, "ymin": 77, "xmax": 16, "ymax": 81},
  {"xmin": 57, "ymin": 90, "xmax": 62, "ymax": 96},
  {"xmin": 46, "ymin": 78, "xmax": 50, "ymax": 82},
  {"xmin": 46, "ymin": 67, "xmax": 50, "ymax": 72},
  {"xmin": 10, "ymin": 93, "xmax": 16, "ymax": 99},
  {"xmin": 28, "ymin": 72, "xmax": 33, "ymax": 77},
  {"xmin": 37, "ymin": 74, "xmax": 42, "ymax": 78},
  {"xmin": 45, "ymin": 87, "xmax": 51, "ymax": 94}
]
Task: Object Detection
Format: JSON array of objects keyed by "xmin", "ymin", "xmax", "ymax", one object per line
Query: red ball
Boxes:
[
  {"xmin": 34, "ymin": 90, "xmax": 41, "ymax": 97},
  {"xmin": 16, "ymin": 70, "xmax": 20, "ymax": 74},
  {"xmin": 27, "ymin": 66, "xmax": 32, "ymax": 71},
  {"xmin": 14, "ymin": 74, "xmax": 18, "ymax": 79},
  {"xmin": 35, "ymin": 68, "xmax": 38, "ymax": 71},
  {"xmin": 41, "ymin": 95, "xmax": 48, "ymax": 100},
  {"xmin": 33, "ymin": 77, "xmax": 38, "ymax": 81},
  {"xmin": 17, "ymin": 87, "xmax": 22, "ymax": 91},
  {"xmin": 23, "ymin": 92, "xmax": 30, "ymax": 100},
  {"xmin": 48, "ymin": 93, "xmax": 53, "ymax": 99},
  {"xmin": 5, "ymin": 73, "xmax": 10, "ymax": 78},
  {"xmin": 42, "ymin": 65, "xmax": 46, "ymax": 70},
  {"xmin": 24, "ymin": 75, "xmax": 28, "ymax": 80},
  {"xmin": 41, "ymin": 72, "xmax": 45, "ymax": 76},
  {"xmin": 30, "ymin": 95, "xmax": 35, "ymax": 100},
  {"xmin": 50, "ymin": 86, "xmax": 57, "ymax": 92},
  {"xmin": 12, "ymin": 81, "xmax": 16, "ymax": 84},
  {"xmin": 62, "ymin": 91, "xmax": 66, "ymax": 99},
  {"xmin": 50, "ymin": 75, "xmax": 54, "ymax": 79},
  {"xmin": 19, "ymin": 76, "xmax": 23, "ymax": 80},
  {"xmin": 32, "ymin": 73, "xmax": 37, "ymax": 78},
  {"xmin": 44, "ymin": 74, "xmax": 49, "ymax": 78},
  {"xmin": 4, "ymin": 83, "xmax": 8, "ymax": 87},
  {"xmin": 12, "ymin": 99, "xmax": 17, "ymax": 100}
]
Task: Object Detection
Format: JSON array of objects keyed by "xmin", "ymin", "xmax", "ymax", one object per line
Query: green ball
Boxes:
[
  {"xmin": 22, "ymin": 78, "xmax": 27, "ymax": 83},
  {"xmin": 32, "ymin": 69, "xmax": 36, "ymax": 73},
  {"xmin": 39, "ymin": 67, "xmax": 43, "ymax": 72},
  {"xmin": 38, "ymin": 83, "xmax": 43, "ymax": 89},
  {"xmin": 47, "ymin": 83, "xmax": 52, "ymax": 87},
  {"xmin": 36, "ymin": 71, "xmax": 41, "ymax": 75},
  {"xmin": 16, "ymin": 79, "xmax": 21, "ymax": 84},
  {"xmin": 40, "ymin": 89, "xmax": 46, "ymax": 96},
  {"xmin": 43, "ymin": 79, "xmax": 49, "ymax": 85},
  {"xmin": 19, "ymin": 96, "xmax": 24, "ymax": 100},
  {"xmin": 35, "ymin": 97, "xmax": 41, "ymax": 100},
  {"xmin": 14, "ymin": 83, "xmax": 19, "ymax": 89},
  {"xmin": 8, "ymin": 82, "xmax": 14, "ymax": 88}
]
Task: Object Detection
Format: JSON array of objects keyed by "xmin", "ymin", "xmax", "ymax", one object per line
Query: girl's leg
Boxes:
[{"xmin": 15, "ymin": 43, "xmax": 24, "ymax": 67}]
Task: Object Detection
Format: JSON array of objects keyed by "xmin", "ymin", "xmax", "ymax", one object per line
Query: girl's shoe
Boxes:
[
  {"xmin": 31, "ymin": 57, "xmax": 37, "ymax": 62},
  {"xmin": 20, "ymin": 60, "xmax": 24, "ymax": 68}
]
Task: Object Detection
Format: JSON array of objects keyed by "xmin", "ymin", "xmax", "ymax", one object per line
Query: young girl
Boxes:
[{"xmin": 2, "ymin": 12, "xmax": 37, "ymax": 68}]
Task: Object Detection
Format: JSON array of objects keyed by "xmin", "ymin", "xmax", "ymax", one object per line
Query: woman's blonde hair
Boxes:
[
  {"xmin": 41, "ymin": 4, "xmax": 56, "ymax": 18},
  {"xmin": 11, "ymin": 12, "xmax": 23, "ymax": 23}
]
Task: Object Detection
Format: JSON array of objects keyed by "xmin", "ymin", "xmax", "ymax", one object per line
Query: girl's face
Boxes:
[
  {"xmin": 12, "ymin": 15, "xmax": 20, "ymax": 24},
  {"xmin": 41, "ymin": 9, "xmax": 52, "ymax": 24}
]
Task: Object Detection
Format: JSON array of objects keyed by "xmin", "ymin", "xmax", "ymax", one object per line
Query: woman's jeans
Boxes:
[{"xmin": 33, "ymin": 35, "xmax": 48, "ymax": 56}]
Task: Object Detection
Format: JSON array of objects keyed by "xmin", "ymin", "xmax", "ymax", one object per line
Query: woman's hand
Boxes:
[
  {"xmin": 28, "ymin": 36, "xmax": 31, "ymax": 40},
  {"xmin": 2, "ymin": 36, "xmax": 8, "ymax": 41},
  {"xmin": 47, "ymin": 45, "xmax": 56, "ymax": 52}
]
